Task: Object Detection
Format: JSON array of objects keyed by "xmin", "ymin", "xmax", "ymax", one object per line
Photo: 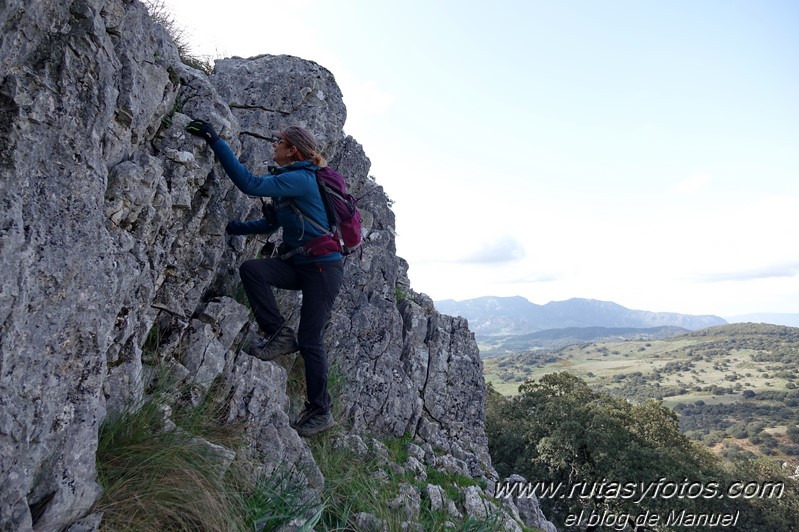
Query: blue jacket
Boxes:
[{"xmin": 210, "ymin": 139, "xmax": 341, "ymax": 262}]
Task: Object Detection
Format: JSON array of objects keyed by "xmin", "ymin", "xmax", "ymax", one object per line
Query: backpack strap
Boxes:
[
  {"xmin": 287, "ymin": 201, "xmax": 334, "ymax": 239},
  {"xmin": 278, "ymin": 243, "xmax": 305, "ymax": 260},
  {"xmin": 314, "ymin": 179, "xmax": 345, "ymax": 238}
]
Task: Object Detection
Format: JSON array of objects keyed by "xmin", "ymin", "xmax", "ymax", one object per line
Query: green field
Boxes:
[{"xmin": 483, "ymin": 323, "xmax": 799, "ymax": 463}]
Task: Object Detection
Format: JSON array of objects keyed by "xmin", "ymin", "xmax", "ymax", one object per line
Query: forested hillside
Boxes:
[
  {"xmin": 485, "ymin": 324, "xmax": 799, "ymax": 465},
  {"xmin": 486, "ymin": 371, "xmax": 799, "ymax": 531}
]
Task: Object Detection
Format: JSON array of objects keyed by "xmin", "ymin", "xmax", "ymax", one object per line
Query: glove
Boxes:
[
  {"xmin": 226, "ymin": 218, "xmax": 275, "ymax": 236},
  {"xmin": 186, "ymin": 119, "xmax": 220, "ymax": 143},
  {"xmin": 225, "ymin": 220, "xmax": 249, "ymax": 235},
  {"xmin": 261, "ymin": 201, "xmax": 277, "ymax": 226}
]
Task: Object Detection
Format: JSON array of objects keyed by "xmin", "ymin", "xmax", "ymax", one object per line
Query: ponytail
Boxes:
[{"xmin": 281, "ymin": 126, "xmax": 327, "ymax": 167}]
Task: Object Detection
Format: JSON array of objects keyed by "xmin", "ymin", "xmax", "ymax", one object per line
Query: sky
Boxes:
[{"xmin": 161, "ymin": 0, "xmax": 798, "ymax": 318}]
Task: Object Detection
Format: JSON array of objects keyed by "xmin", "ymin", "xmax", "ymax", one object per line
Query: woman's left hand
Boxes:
[{"xmin": 186, "ymin": 119, "xmax": 220, "ymax": 143}]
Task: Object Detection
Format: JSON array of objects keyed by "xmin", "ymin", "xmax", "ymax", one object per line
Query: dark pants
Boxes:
[{"xmin": 239, "ymin": 257, "xmax": 344, "ymax": 414}]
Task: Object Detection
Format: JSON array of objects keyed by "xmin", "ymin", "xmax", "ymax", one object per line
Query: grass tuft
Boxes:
[
  {"xmin": 143, "ymin": 0, "xmax": 214, "ymax": 73},
  {"xmin": 93, "ymin": 366, "xmax": 316, "ymax": 531},
  {"xmin": 309, "ymin": 433, "xmax": 507, "ymax": 531}
]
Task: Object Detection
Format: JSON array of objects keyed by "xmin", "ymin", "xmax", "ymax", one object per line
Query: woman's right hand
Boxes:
[{"xmin": 225, "ymin": 220, "xmax": 249, "ymax": 235}]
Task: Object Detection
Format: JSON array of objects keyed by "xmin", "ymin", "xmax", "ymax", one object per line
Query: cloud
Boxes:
[
  {"xmin": 689, "ymin": 261, "xmax": 799, "ymax": 283},
  {"xmin": 500, "ymin": 272, "xmax": 561, "ymax": 284},
  {"xmin": 457, "ymin": 235, "xmax": 527, "ymax": 264},
  {"xmin": 673, "ymin": 173, "xmax": 711, "ymax": 195}
]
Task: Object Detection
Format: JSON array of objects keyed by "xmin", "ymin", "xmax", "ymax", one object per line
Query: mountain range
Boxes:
[{"xmin": 435, "ymin": 296, "xmax": 727, "ymax": 337}]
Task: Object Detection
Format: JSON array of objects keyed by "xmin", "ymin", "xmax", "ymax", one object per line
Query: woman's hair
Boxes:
[{"xmin": 281, "ymin": 125, "xmax": 327, "ymax": 167}]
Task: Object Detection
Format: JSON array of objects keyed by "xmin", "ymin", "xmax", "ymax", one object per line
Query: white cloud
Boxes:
[
  {"xmin": 688, "ymin": 262, "xmax": 799, "ymax": 283},
  {"xmin": 673, "ymin": 173, "xmax": 711, "ymax": 194},
  {"xmin": 457, "ymin": 235, "xmax": 527, "ymax": 264}
]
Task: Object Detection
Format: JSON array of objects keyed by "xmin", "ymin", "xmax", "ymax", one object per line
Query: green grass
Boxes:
[
  {"xmin": 310, "ymin": 434, "xmax": 406, "ymax": 530},
  {"xmin": 92, "ymin": 367, "xmax": 316, "ymax": 531},
  {"xmin": 308, "ymin": 432, "xmax": 510, "ymax": 531}
]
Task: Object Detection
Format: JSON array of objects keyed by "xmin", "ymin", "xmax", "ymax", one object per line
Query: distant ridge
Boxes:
[
  {"xmin": 725, "ymin": 313, "xmax": 799, "ymax": 328},
  {"xmin": 477, "ymin": 325, "xmax": 689, "ymax": 354},
  {"xmin": 435, "ymin": 296, "xmax": 726, "ymax": 336}
]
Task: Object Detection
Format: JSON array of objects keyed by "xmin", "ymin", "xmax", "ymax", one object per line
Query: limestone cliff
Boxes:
[{"xmin": 0, "ymin": 1, "xmax": 554, "ymax": 530}]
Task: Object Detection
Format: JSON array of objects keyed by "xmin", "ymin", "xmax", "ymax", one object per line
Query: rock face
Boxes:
[{"xmin": 0, "ymin": 1, "xmax": 553, "ymax": 531}]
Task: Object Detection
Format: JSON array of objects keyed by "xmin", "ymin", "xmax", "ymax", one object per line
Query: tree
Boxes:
[
  {"xmin": 486, "ymin": 372, "xmax": 799, "ymax": 529},
  {"xmin": 487, "ymin": 373, "xmax": 720, "ymax": 525}
]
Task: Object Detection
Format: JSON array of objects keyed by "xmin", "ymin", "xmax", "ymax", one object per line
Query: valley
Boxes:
[{"xmin": 483, "ymin": 323, "xmax": 799, "ymax": 465}]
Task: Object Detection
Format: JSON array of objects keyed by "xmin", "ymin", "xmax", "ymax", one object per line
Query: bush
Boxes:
[
  {"xmin": 778, "ymin": 445, "xmax": 799, "ymax": 456},
  {"xmin": 487, "ymin": 373, "xmax": 799, "ymax": 530}
]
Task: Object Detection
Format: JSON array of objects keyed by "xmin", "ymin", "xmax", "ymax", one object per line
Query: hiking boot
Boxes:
[
  {"xmin": 290, "ymin": 402, "xmax": 315, "ymax": 429},
  {"xmin": 294, "ymin": 410, "xmax": 335, "ymax": 437},
  {"xmin": 248, "ymin": 326, "xmax": 298, "ymax": 361}
]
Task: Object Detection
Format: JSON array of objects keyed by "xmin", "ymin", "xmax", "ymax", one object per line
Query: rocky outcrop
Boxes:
[
  {"xmin": 0, "ymin": 1, "xmax": 553, "ymax": 530},
  {"xmin": 2, "ymin": 1, "xmax": 185, "ymax": 528}
]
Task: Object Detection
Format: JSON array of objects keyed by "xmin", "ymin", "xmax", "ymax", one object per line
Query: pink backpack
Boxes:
[
  {"xmin": 315, "ymin": 167, "xmax": 363, "ymax": 256},
  {"xmin": 284, "ymin": 166, "xmax": 363, "ymax": 259}
]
